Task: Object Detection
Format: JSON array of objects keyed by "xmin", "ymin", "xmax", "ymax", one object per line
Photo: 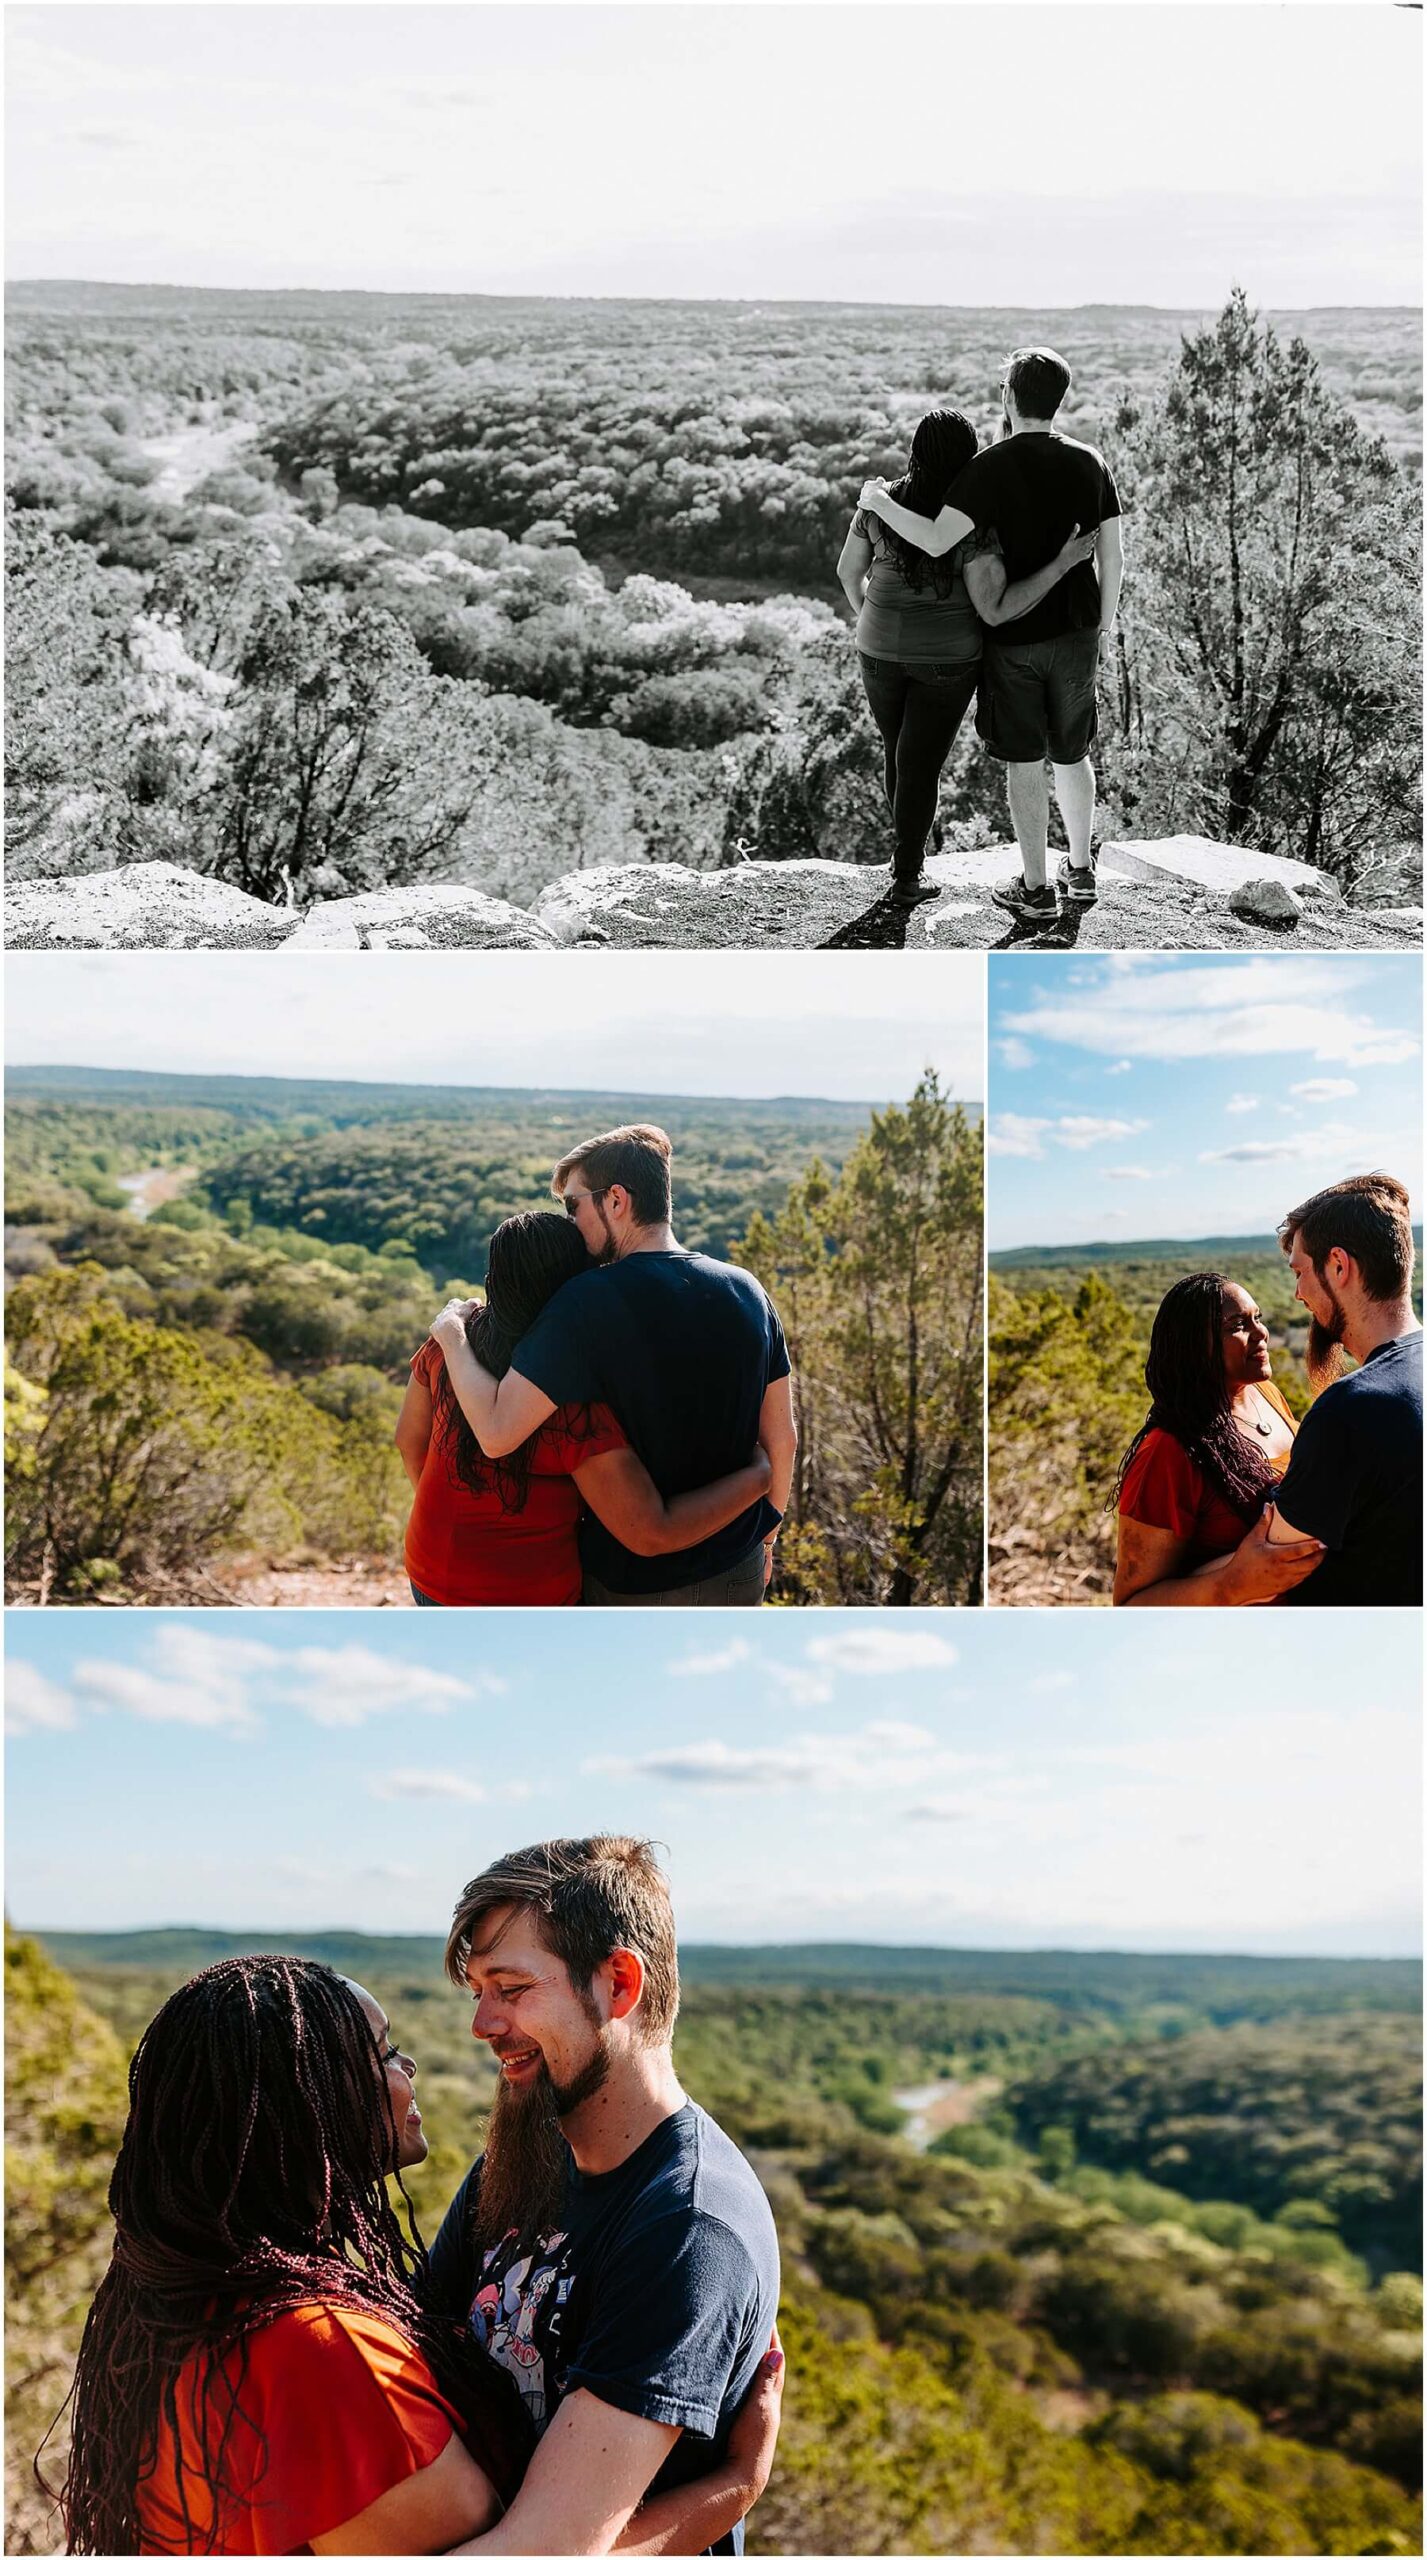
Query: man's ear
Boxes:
[
  {"xmin": 1326, "ymin": 1246, "xmax": 1354, "ymax": 1290},
  {"xmin": 604, "ymin": 1945, "xmax": 645, "ymax": 2022},
  {"xmin": 606, "ymin": 1182, "xmax": 632, "ymax": 1225}
]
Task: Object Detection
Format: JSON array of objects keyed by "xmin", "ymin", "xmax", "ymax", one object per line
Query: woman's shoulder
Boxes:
[
  {"xmin": 244, "ymin": 2299, "xmax": 427, "ymax": 2387},
  {"xmin": 1261, "ymin": 1379, "xmax": 1297, "ymax": 1429},
  {"xmin": 541, "ymin": 1400, "xmax": 628, "ymax": 1465}
]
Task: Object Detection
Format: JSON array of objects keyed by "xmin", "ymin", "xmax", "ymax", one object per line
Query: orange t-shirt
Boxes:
[
  {"xmin": 404, "ymin": 1340, "xmax": 627, "ymax": 1607},
  {"xmin": 1118, "ymin": 1383, "xmax": 1297, "ymax": 1562},
  {"xmin": 138, "ymin": 2302, "xmax": 462, "ymax": 2555}
]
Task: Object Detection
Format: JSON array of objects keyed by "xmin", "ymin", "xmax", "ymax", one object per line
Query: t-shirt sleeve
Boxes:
[
  {"xmin": 410, "ymin": 1338, "xmax": 440, "ymax": 1389},
  {"xmin": 764, "ymin": 1294, "xmax": 791, "ymax": 1388},
  {"xmin": 565, "ymin": 2208, "xmax": 758, "ymax": 2439},
  {"xmin": 946, "ymin": 452, "xmax": 993, "ymax": 528},
  {"xmin": 1118, "ymin": 1431, "xmax": 1202, "ymax": 1538},
  {"xmin": 1095, "ymin": 452, "xmax": 1123, "ymax": 522},
  {"xmin": 1274, "ymin": 1396, "xmax": 1354, "ymax": 1548},
  {"xmin": 511, "ymin": 1285, "xmax": 596, "ymax": 1407},
  {"xmin": 547, "ymin": 1400, "xmax": 629, "ymax": 1471},
  {"xmin": 243, "ymin": 2306, "xmax": 459, "ymax": 2551}
]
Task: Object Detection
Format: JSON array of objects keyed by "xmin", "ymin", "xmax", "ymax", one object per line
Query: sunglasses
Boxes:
[{"xmin": 563, "ymin": 1188, "xmax": 608, "ymax": 1218}]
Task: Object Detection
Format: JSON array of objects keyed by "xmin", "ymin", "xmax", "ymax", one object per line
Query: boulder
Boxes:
[
  {"xmin": 1228, "ymin": 876, "xmax": 1303, "ymax": 926},
  {"xmin": 533, "ymin": 856, "xmax": 997, "ymax": 949},
  {"xmin": 284, "ymin": 886, "xmax": 557, "ymax": 950},
  {"xmin": 5, "ymin": 863, "xmax": 294, "ymax": 950},
  {"xmin": 1098, "ymin": 835, "xmax": 1335, "ymax": 902}
]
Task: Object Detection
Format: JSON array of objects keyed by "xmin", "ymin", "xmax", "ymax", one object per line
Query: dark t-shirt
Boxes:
[
  {"xmin": 513, "ymin": 1251, "xmax": 790, "ymax": 1593},
  {"xmin": 427, "ymin": 2104, "xmax": 781, "ymax": 2557},
  {"xmin": 1274, "ymin": 1330, "xmax": 1423, "ymax": 1606},
  {"xmin": 948, "ymin": 430, "xmax": 1122, "ymax": 643}
]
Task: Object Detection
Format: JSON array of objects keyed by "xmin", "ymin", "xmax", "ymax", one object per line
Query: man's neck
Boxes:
[
  {"xmin": 615, "ymin": 1222, "xmax": 680, "ymax": 1260},
  {"xmin": 1344, "ymin": 1299, "xmax": 1420, "ymax": 1366},
  {"xmin": 1009, "ymin": 417, "xmax": 1055, "ymax": 436},
  {"xmin": 562, "ymin": 2047, "xmax": 687, "ymax": 2176}
]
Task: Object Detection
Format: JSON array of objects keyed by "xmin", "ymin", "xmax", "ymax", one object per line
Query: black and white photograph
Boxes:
[{"xmin": 5, "ymin": 3, "xmax": 1421, "ymax": 953}]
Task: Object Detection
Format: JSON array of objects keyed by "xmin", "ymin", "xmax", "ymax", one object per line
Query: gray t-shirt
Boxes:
[{"xmin": 853, "ymin": 508, "xmax": 984, "ymax": 667}]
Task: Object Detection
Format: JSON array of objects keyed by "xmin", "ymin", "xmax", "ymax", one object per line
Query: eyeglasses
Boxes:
[{"xmin": 563, "ymin": 1188, "xmax": 608, "ymax": 1217}]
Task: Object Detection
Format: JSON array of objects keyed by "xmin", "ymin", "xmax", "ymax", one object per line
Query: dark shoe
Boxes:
[
  {"xmin": 889, "ymin": 876, "xmax": 943, "ymax": 909},
  {"xmin": 1057, "ymin": 856, "xmax": 1098, "ymax": 906},
  {"xmin": 990, "ymin": 876, "xmax": 1059, "ymax": 924}
]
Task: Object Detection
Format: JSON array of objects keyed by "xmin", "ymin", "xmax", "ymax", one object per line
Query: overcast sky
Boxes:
[
  {"xmin": 988, "ymin": 954, "xmax": 1422, "ymax": 1252},
  {"xmin": 3, "ymin": 949, "xmax": 983, "ymax": 1104},
  {"xmin": 6, "ymin": 5, "xmax": 1420, "ymax": 304},
  {"xmin": 7, "ymin": 1608, "xmax": 1421, "ymax": 1954}
]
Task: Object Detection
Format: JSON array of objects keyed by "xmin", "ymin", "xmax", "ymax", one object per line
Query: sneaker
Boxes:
[
  {"xmin": 1057, "ymin": 856, "xmax": 1098, "ymax": 906},
  {"xmin": 990, "ymin": 876, "xmax": 1059, "ymax": 924},
  {"xmin": 889, "ymin": 875, "xmax": 943, "ymax": 909}
]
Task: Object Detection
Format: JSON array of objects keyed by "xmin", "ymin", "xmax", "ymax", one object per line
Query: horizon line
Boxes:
[
  {"xmin": 6, "ymin": 1061, "xmax": 981, "ymax": 1110},
  {"xmin": 24, "ymin": 1924, "xmax": 1421, "ymax": 1966}
]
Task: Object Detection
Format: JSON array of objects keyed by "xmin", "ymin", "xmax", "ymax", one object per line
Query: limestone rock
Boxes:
[
  {"xmin": 284, "ymin": 887, "xmax": 557, "ymax": 950},
  {"xmin": 1228, "ymin": 877, "xmax": 1303, "ymax": 925},
  {"xmin": 5, "ymin": 863, "xmax": 294, "ymax": 950},
  {"xmin": 535, "ymin": 858, "xmax": 967, "ymax": 949},
  {"xmin": 1099, "ymin": 836, "xmax": 1333, "ymax": 901}
]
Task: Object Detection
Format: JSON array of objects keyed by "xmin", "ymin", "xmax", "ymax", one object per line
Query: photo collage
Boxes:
[{"xmin": 4, "ymin": 7, "xmax": 1422, "ymax": 2557}]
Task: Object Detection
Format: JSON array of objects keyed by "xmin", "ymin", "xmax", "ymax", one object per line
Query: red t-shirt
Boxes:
[
  {"xmin": 1118, "ymin": 1385, "xmax": 1296, "ymax": 1562},
  {"xmin": 404, "ymin": 1340, "xmax": 627, "ymax": 1607},
  {"xmin": 138, "ymin": 2302, "xmax": 462, "ymax": 2554}
]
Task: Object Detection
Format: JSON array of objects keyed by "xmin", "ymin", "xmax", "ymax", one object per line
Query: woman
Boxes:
[
  {"xmin": 837, "ymin": 407, "xmax": 1094, "ymax": 907},
  {"xmin": 57, "ymin": 1957, "xmax": 781, "ymax": 2555},
  {"xmin": 396, "ymin": 1213, "xmax": 769, "ymax": 1607},
  {"xmin": 1112, "ymin": 1274, "xmax": 1323, "ymax": 1606}
]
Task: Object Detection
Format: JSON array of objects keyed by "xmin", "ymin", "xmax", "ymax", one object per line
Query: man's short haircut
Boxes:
[
  {"xmin": 1004, "ymin": 347, "xmax": 1072, "ymax": 421},
  {"xmin": 552, "ymin": 1124, "xmax": 673, "ymax": 1228},
  {"xmin": 1278, "ymin": 1172, "xmax": 1416, "ymax": 1303},
  {"xmin": 445, "ymin": 1836, "xmax": 680, "ymax": 2043}
]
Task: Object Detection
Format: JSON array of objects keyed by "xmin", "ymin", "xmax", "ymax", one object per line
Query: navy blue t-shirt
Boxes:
[
  {"xmin": 1275, "ymin": 1329, "xmax": 1422, "ymax": 1606},
  {"xmin": 427, "ymin": 2104, "xmax": 781, "ymax": 2556},
  {"xmin": 512, "ymin": 1251, "xmax": 790, "ymax": 1593}
]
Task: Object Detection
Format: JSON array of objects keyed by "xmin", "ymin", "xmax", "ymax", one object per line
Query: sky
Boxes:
[
  {"xmin": 6, "ymin": 1609, "xmax": 1421, "ymax": 1956},
  {"xmin": 2, "ymin": 949, "xmax": 983, "ymax": 1106},
  {"xmin": 5, "ymin": 5, "xmax": 1420, "ymax": 306},
  {"xmin": 987, "ymin": 953, "xmax": 1422, "ymax": 1252}
]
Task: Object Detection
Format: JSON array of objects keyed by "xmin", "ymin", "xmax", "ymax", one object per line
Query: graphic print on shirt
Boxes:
[{"xmin": 468, "ymin": 2223, "xmax": 575, "ymax": 2433}]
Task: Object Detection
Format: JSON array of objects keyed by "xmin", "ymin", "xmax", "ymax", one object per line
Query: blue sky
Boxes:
[
  {"xmin": 7, "ymin": 1610, "xmax": 1420, "ymax": 1957},
  {"xmin": 6, "ymin": 7, "xmax": 1419, "ymax": 303},
  {"xmin": 4, "ymin": 951, "xmax": 982, "ymax": 1108},
  {"xmin": 988, "ymin": 955, "xmax": 1422, "ymax": 1252}
]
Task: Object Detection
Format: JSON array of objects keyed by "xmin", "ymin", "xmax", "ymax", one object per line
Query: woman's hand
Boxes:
[
  {"xmin": 430, "ymin": 1297, "xmax": 477, "ymax": 1358},
  {"xmin": 1055, "ymin": 522, "xmax": 1097, "ymax": 573},
  {"xmin": 725, "ymin": 2337, "xmax": 785, "ymax": 2508}
]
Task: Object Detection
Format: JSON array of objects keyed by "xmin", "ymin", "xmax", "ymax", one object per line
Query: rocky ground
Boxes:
[{"xmin": 8, "ymin": 849, "xmax": 1420, "ymax": 953}]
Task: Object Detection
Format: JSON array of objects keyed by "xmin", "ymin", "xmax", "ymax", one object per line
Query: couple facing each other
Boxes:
[
  {"xmin": 396, "ymin": 1125, "xmax": 795, "ymax": 1610},
  {"xmin": 61, "ymin": 1838, "xmax": 783, "ymax": 2557},
  {"xmin": 1112, "ymin": 1174, "xmax": 1422, "ymax": 1608},
  {"xmin": 841, "ymin": 343, "xmax": 1122, "ymax": 921}
]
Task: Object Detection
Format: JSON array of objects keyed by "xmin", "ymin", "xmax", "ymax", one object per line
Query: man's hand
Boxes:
[
  {"xmin": 725, "ymin": 2337, "xmax": 785, "ymax": 2508},
  {"xmin": 858, "ymin": 476, "xmax": 889, "ymax": 510},
  {"xmin": 430, "ymin": 1296, "xmax": 478, "ymax": 1357},
  {"xmin": 1222, "ymin": 1505, "xmax": 1325, "ymax": 1604}
]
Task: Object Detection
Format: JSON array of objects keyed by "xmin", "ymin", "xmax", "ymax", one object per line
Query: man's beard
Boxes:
[
  {"xmin": 589, "ymin": 1201, "xmax": 618, "ymax": 1266},
  {"xmin": 473, "ymin": 2040, "xmax": 611, "ymax": 2256},
  {"xmin": 1305, "ymin": 1277, "xmax": 1348, "ymax": 1389}
]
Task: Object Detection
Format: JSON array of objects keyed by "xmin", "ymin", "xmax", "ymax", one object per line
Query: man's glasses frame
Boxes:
[{"xmin": 563, "ymin": 1187, "xmax": 609, "ymax": 1218}]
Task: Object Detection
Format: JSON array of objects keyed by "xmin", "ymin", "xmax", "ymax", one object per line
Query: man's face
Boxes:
[
  {"xmin": 465, "ymin": 1903, "xmax": 611, "ymax": 2118},
  {"xmin": 560, "ymin": 1180, "xmax": 618, "ymax": 1266},
  {"xmin": 1287, "ymin": 1233, "xmax": 1348, "ymax": 1382},
  {"xmin": 347, "ymin": 1978, "xmax": 428, "ymax": 2170}
]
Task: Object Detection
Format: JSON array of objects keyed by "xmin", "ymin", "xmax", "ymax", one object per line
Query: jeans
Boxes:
[
  {"xmin": 409, "ymin": 1581, "xmax": 439, "ymax": 1606},
  {"xmin": 581, "ymin": 1545, "xmax": 767, "ymax": 1608},
  {"xmin": 858, "ymin": 653, "xmax": 979, "ymax": 880}
]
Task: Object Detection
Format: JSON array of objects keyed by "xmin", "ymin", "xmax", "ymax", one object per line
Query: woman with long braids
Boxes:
[
  {"xmin": 1111, "ymin": 1274, "xmax": 1324, "ymax": 1606},
  {"xmin": 396, "ymin": 1212, "xmax": 769, "ymax": 1607},
  {"xmin": 56, "ymin": 1957, "xmax": 782, "ymax": 2555},
  {"xmin": 836, "ymin": 407, "xmax": 1095, "ymax": 907}
]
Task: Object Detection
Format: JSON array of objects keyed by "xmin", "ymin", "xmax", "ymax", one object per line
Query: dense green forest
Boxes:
[
  {"xmin": 4, "ymin": 1066, "xmax": 983, "ymax": 1607},
  {"xmin": 8, "ymin": 1928, "xmax": 1420, "ymax": 2554},
  {"xmin": 987, "ymin": 1234, "xmax": 1425, "ymax": 1606},
  {"xmin": 6, "ymin": 286, "xmax": 1421, "ymax": 904}
]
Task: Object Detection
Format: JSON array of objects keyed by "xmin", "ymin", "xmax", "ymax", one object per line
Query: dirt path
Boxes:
[
  {"xmin": 895, "ymin": 2076, "xmax": 1003, "ymax": 2149},
  {"xmin": 118, "ymin": 1165, "xmax": 197, "ymax": 1220},
  {"xmin": 207, "ymin": 1556, "xmax": 412, "ymax": 1608},
  {"xmin": 142, "ymin": 420, "xmax": 256, "ymax": 501}
]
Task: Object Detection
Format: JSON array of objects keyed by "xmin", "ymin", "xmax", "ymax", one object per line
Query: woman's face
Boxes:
[
  {"xmin": 347, "ymin": 1979, "xmax": 427, "ymax": 2171},
  {"xmin": 1220, "ymin": 1284, "xmax": 1273, "ymax": 1386}
]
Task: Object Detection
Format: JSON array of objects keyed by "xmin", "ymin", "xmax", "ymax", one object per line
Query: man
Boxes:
[
  {"xmin": 1268, "ymin": 1173, "xmax": 1422, "ymax": 1605},
  {"xmin": 435, "ymin": 1123, "xmax": 797, "ymax": 1606},
  {"xmin": 427, "ymin": 1837, "xmax": 782, "ymax": 2557},
  {"xmin": 861, "ymin": 345, "xmax": 1123, "ymax": 927}
]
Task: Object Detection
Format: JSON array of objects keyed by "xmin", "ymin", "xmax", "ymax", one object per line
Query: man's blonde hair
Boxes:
[
  {"xmin": 552, "ymin": 1125, "xmax": 672, "ymax": 1228},
  {"xmin": 445, "ymin": 1836, "xmax": 680, "ymax": 2043}
]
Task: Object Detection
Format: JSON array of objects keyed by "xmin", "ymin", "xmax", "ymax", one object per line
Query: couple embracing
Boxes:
[
  {"xmin": 61, "ymin": 1837, "xmax": 783, "ymax": 2556},
  {"xmin": 396, "ymin": 1125, "xmax": 796, "ymax": 1609},
  {"xmin": 842, "ymin": 343, "xmax": 1123, "ymax": 920}
]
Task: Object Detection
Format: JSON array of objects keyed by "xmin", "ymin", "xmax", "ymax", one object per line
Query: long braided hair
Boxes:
[
  {"xmin": 430, "ymin": 1211, "xmax": 599, "ymax": 1511},
  {"xmin": 55, "ymin": 1956, "xmax": 531, "ymax": 2554},
  {"xmin": 1112, "ymin": 1272, "xmax": 1276, "ymax": 1523},
  {"xmin": 870, "ymin": 406, "xmax": 979, "ymax": 595}
]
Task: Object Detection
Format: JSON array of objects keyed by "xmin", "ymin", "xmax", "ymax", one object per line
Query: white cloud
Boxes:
[
  {"xmin": 996, "ymin": 1036, "xmax": 1036, "ymax": 1071},
  {"xmin": 989, "ymin": 1112, "xmax": 1148, "ymax": 1161},
  {"xmin": 806, "ymin": 1629, "xmax": 958, "ymax": 1675},
  {"xmin": 1225, "ymin": 1093, "xmax": 1259, "ymax": 1115},
  {"xmin": 1105, "ymin": 1060, "xmax": 1132, "ymax": 1076},
  {"xmin": 1056, "ymin": 1115, "xmax": 1150, "ymax": 1151},
  {"xmin": 1291, "ymin": 1077, "xmax": 1359, "ymax": 1103},
  {"xmin": 5, "ymin": 1661, "xmax": 77, "ymax": 1736},
  {"xmin": 766, "ymin": 1663, "xmax": 836, "ymax": 1708},
  {"xmin": 369, "ymin": 1769, "xmax": 489, "ymax": 1804},
  {"xmin": 34, "ymin": 1627, "xmax": 497, "ymax": 1739},
  {"xmin": 669, "ymin": 1640, "xmax": 751, "ymax": 1677},
  {"xmin": 1106, "ymin": 1166, "xmax": 1155, "ymax": 1181},
  {"xmin": 586, "ymin": 1720, "xmax": 984, "ymax": 1794},
  {"xmin": 282, "ymin": 1645, "xmax": 498, "ymax": 1726},
  {"xmin": 988, "ymin": 1112, "xmax": 1050, "ymax": 1161},
  {"xmin": 1004, "ymin": 959, "xmax": 1420, "ymax": 1069}
]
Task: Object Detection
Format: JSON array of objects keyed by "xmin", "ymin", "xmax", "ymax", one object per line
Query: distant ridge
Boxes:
[
  {"xmin": 5, "ymin": 281, "xmax": 1417, "ymax": 320},
  {"xmin": 7, "ymin": 1064, "xmax": 986, "ymax": 1116},
  {"xmin": 992, "ymin": 1227, "xmax": 1423, "ymax": 1269}
]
